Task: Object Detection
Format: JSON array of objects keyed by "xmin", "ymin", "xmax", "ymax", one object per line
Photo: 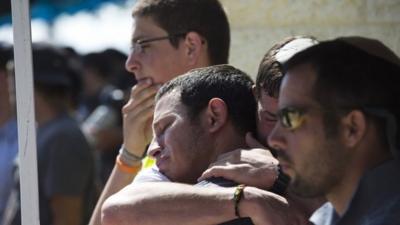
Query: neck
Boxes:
[
  {"xmin": 35, "ymin": 97, "xmax": 60, "ymax": 126},
  {"xmin": 327, "ymin": 134, "xmax": 391, "ymax": 216},
  {"xmin": 213, "ymin": 126, "xmax": 247, "ymax": 160},
  {"xmin": 194, "ymin": 44, "xmax": 213, "ymax": 69}
]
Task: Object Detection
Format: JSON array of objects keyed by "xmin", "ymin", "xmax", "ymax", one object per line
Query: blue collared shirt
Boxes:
[{"xmin": 0, "ymin": 118, "xmax": 18, "ymax": 222}]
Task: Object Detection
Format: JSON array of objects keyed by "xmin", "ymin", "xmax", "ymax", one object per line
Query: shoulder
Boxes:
[{"xmin": 132, "ymin": 166, "xmax": 170, "ymax": 183}]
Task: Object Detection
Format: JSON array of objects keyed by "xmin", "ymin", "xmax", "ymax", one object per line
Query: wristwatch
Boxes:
[{"xmin": 270, "ymin": 165, "xmax": 290, "ymax": 196}]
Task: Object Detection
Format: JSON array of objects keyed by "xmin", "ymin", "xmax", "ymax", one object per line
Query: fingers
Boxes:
[
  {"xmin": 122, "ymin": 79, "xmax": 160, "ymax": 113},
  {"xmin": 198, "ymin": 166, "xmax": 237, "ymax": 182},
  {"xmin": 122, "ymin": 96, "xmax": 155, "ymax": 155},
  {"xmin": 124, "ymin": 96, "xmax": 155, "ymax": 124},
  {"xmin": 245, "ymin": 132, "xmax": 265, "ymax": 148}
]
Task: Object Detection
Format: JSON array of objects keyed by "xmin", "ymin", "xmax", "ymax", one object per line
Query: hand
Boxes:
[
  {"xmin": 198, "ymin": 133, "xmax": 279, "ymax": 190},
  {"xmin": 122, "ymin": 78, "xmax": 160, "ymax": 157}
]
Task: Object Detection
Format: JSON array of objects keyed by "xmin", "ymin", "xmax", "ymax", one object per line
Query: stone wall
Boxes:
[{"xmin": 220, "ymin": 0, "xmax": 400, "ymax": 78}]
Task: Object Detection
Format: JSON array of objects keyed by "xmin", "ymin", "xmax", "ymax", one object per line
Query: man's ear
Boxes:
[
  {"xmin": 205, "ymin": 98, "xmax": 228, "ymax": 133},
  {"xmin": 341, "ymin": 110, "xmax": 367, "ymax": 148},
  {"xmin": 252, "ymin": 85, "xmax": 257, "ymax": 99},
  {"xmin": 183, "ymin": 31, "xmax": 204, "ymax": 66}
]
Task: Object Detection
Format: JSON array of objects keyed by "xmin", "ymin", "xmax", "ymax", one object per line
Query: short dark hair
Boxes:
[
  {"xmin": 32, "ymin": 43, "xmax": 82, "ymax": 111},
  {"xmin": 156, "ymin": 65, "xmax": 256, "ymax": 135},
  {"xmin": 255, "ymin": 36, "xmax": 318, "ymax": 98},
  {"xmin": 285, "ymin": 37, "xmax": 400, "ymax": 152},
  {"xmin": 132, "ymin": 0, "xmax": 230, "ymax": 65}
]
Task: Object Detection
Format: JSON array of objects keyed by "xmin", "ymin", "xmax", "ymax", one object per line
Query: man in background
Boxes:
[
  {"xmin": 0, "ymin": 42, "xmax": 17, "ymax": 225},
  {"xmin": 6, "ymin": 43, "xmax": 95, "ymax": 225},
  {"xmin": 269, "ymin": 37, "xmax": 400, "ymax": 224}
]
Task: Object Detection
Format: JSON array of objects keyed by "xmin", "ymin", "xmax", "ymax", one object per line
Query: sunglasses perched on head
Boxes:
[{"xmin": 276, "ymin": 107, "xmax": 306, "ymax": 130}]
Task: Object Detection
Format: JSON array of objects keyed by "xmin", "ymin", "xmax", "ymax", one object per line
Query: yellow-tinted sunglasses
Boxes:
[{"xmin": 277, "ymin": 107, "xmax": 306, "ymax": 130}]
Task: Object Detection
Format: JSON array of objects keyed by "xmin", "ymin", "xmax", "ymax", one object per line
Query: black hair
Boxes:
[
  {"xmin": 32, "ymin": 43, "xmax": 82, "ymax": 111},
  {"xmin": 157, "ymin": 64, "xmax": 256, "ymax": 135}
]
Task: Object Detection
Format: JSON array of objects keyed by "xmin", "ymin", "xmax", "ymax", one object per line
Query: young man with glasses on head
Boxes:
[{"xmin": 89, "ymin": 0, "xmax": 231, "ymax": 224}]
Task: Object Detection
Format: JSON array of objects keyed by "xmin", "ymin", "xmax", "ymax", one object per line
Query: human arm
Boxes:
[
  {"xmin": 199, "ymin": 133, "xmax": 280, "ymax": 190},
  {"xmin": 88, "ymin": 163, "xmax": 140, "ymax": 225},
  {"xmin": 88, "ymin": 79, "xmax": 158, "ymax": 225},
  {"xmin": 101, "ymin": 182, "xmax": 309, "ymax": 225}
]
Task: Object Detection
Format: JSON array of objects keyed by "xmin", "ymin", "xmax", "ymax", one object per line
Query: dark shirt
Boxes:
[
  {"xmin": 37, "ymin": 114, "xmax": 94, "ymax": 225},
  {"xmin": 311, "ymin": 159, "xmax": 400, "ymax": 225},
  {"xmin": 36, "ymin": 113, "xmax": 95, "ymax": 225},
  {"xmin": 5, "ymin": 114, "xmax": 96, "ymax": 225}
]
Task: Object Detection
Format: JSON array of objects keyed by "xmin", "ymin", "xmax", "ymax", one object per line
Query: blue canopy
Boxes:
[{"xmin": 0, "ymin": 0, "xmax": 128, "ymax": 25}]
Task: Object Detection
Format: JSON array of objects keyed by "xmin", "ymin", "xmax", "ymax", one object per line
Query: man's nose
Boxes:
[
  {"xmin": 125, "ymin": 51, "xmax": 140, "ymax": 74},
  {"xmin": 267, "ymin": 124, "xmax": 286, "ymax": 153},
  {"xmin": 147, "ymin": 137, "xmax": 162, "ymax": 157}
]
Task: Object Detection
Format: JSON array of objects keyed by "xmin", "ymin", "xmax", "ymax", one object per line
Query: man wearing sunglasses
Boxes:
[
  {"xmin": 89, "ymin": 0, "xmax": 231, "ymax": 224},
  {"xmin": 268, "ymin": 37, "xmax": 400, "ymax": 225}
]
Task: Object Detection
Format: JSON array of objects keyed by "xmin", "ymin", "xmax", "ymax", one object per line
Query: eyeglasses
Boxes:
[
  {"xmin": 130, "ymin": 33, "xmax": 187, "ymax": 54},
  {"xmin": 276, "ymin": 107, "xmax": 306, "ymax": 130},
  {"xmin": 277, "ymin": 105, "xmax": 399, "ymax": 139}
]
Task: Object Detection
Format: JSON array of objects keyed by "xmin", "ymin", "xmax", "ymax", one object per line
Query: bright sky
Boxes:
[{"xmin": 0, "ymin": 2, "xmax": 134, "ymax": 54}]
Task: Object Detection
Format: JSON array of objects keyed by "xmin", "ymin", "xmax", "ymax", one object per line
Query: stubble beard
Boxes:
[{"xmin": 289, "ymin": 137, "xmax": 348, "ymax": 198}]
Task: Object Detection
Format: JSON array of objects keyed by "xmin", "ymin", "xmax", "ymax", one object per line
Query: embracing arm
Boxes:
[
  {"xmin": 101, "ymin": 182, "xmax": 308, "ymax": 225},
  {"xmin": 88, "ymin": 165, "xmax": 138, "ymax": 225},
  {"xmin": 199, "ymin": 133, "xmax": 280, "ymax": 190},
  {"xmin": 101, "ymin": 183, "xmax": 235, "ymax": 225}
]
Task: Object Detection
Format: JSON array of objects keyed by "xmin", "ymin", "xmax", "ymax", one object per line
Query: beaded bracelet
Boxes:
[
  {"xmin": 233, "ymin": 184, "xmax": 246, "ymax": 218},
  {"xmin": 118, "ymin": 146, "xmax": 143, "ymax": 167}
]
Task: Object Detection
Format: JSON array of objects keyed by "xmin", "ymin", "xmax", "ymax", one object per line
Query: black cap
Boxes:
[
  {"xmin": 32, "ymin": 43, "xmax": 78, "ymax": 89},
  {"xmin": 337, "ymin": 36, "xmax": 400, "ymax": 67}
]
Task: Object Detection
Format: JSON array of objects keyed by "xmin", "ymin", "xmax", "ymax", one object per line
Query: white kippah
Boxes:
[{"xmin": 275, "ymin": 38, "xmax": 319, "ymax": 64}]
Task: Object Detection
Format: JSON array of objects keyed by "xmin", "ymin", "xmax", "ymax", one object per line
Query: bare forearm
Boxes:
[
  {"xmin": 102, "ymin": 183, "xmax": 237, "ymax": 225},
  {"xmin": 89, "ymin": 166, "xmax": 136, "ymax": 225},
  {"xmin": 101, "ymin": 183, "xmax": 311, "ymax": 225}
]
